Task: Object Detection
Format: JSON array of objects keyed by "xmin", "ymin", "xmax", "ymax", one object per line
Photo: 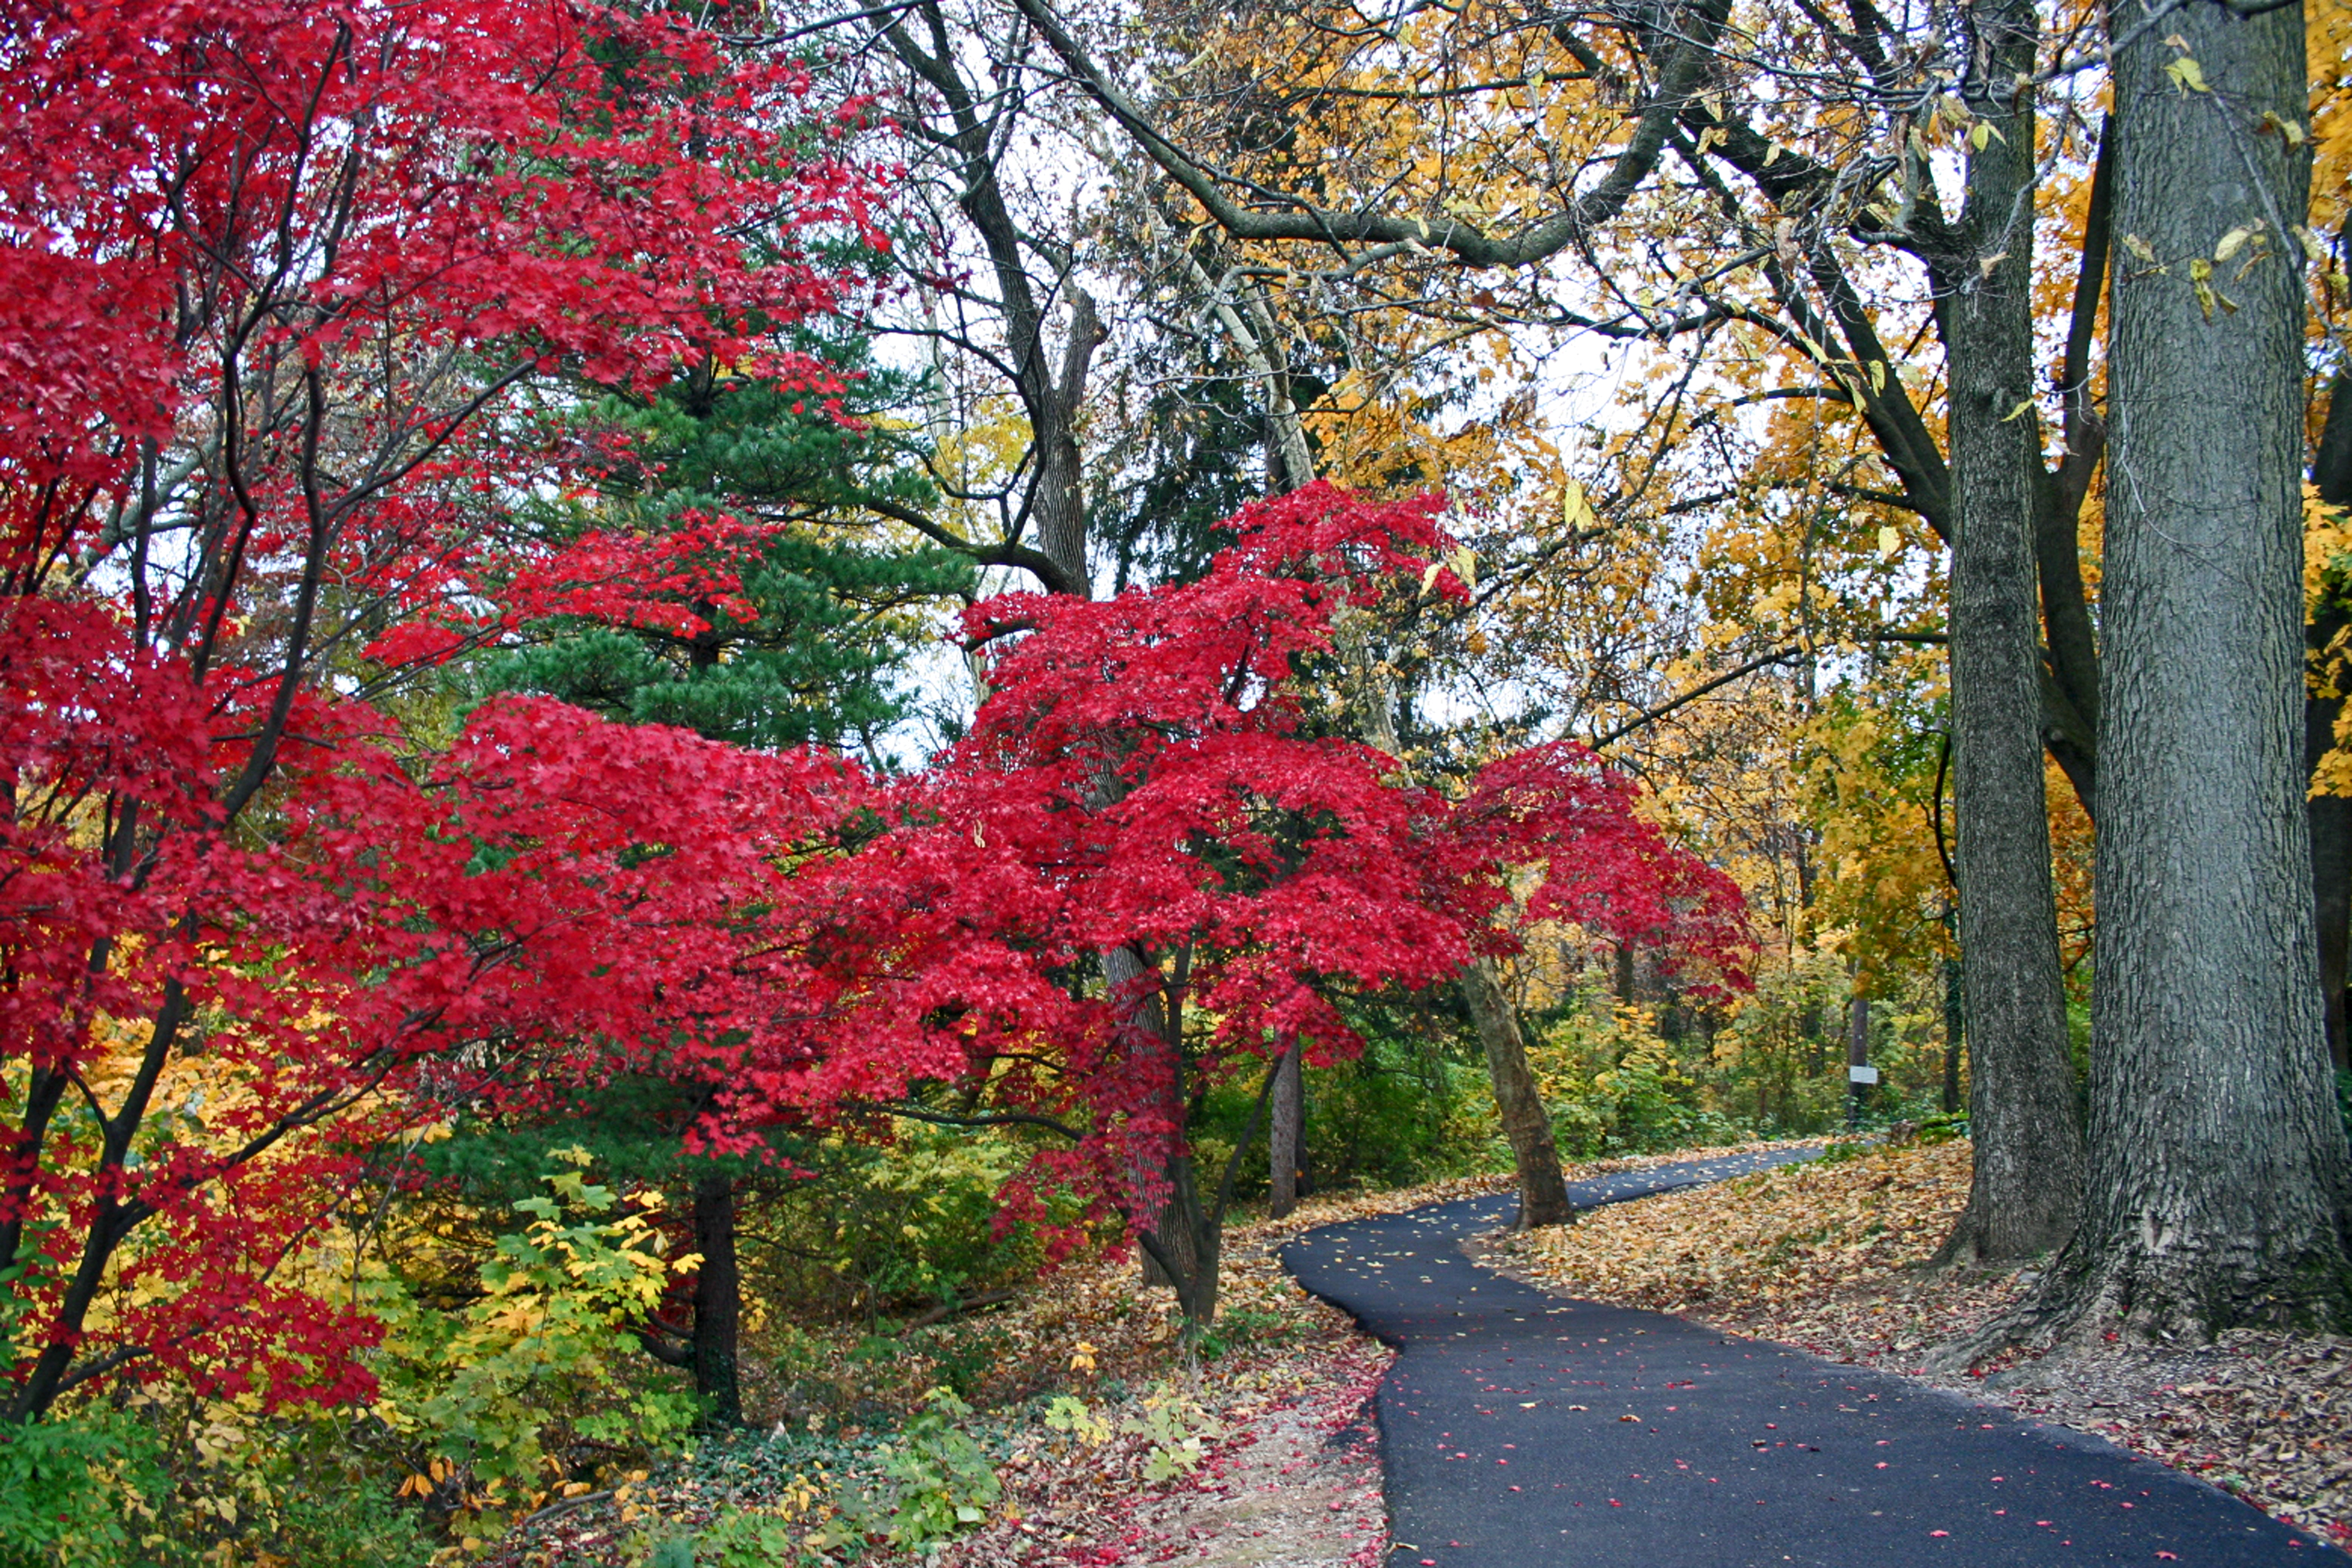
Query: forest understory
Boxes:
[{"xmin": 479, "ymin": 1136, "xmax": 2352, "ymax": 1565}]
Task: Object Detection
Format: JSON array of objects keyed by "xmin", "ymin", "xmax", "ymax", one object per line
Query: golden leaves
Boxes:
[{"xmin": 1499, "ymin": 1141, "xmax": 1972, "ymax": 1316}]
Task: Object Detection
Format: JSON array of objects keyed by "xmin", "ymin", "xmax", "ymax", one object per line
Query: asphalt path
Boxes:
[{"xmin": 1281, "ymin": 1150, "xmax": 2331, "ymax": 1566}]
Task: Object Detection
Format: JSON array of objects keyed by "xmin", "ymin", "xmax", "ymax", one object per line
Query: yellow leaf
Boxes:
[
  {"xmin": 2163, "ymin": 54, "xmax": 2209, "ymax": 94},
  {"xmin": 1876, "ymin": 526, "xmax": 1901, "ymax": 559},
  {"xmin": 2000, "ymin": 398, "xmax": 2036, "ymax": 423},
  {"xmin": 2213, "ymin": 227, "xmax": 2253, "ymax": 263},
  {"xmin": 1562, "ymin": 480, "xmax": 1597, "ymax": 530}
]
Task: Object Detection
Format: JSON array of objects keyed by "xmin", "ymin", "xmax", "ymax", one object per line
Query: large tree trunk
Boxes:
[
  {"xmin": 690, "ymin": 1173, "xmax": 743, "ymax": 1428},
  {"xmin": 1463, "ymin": 957, "xmax": 1572, "ymax": 1228},
  {"xmin": 2044, "ymin": 0, "xmax": 2352, "ymax": 1337},
  {"xmin": 1931, "ymin": 0, "xmax": 2087, "ymax": 1264}
]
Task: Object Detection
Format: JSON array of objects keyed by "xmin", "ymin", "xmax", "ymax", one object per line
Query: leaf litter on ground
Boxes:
[{"xmin": 482, "ymin": 1205, "xmax": 1396, "ymax": 1567}]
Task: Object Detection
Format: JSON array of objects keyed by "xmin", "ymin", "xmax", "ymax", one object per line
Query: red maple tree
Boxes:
[
  {"xmin": 750, "ymin": 485, "xmax": 1750, "ymax": 1321},
  {"xmin": 0, "ymin": 0, "xmax": 880, "ymax": 1422}
]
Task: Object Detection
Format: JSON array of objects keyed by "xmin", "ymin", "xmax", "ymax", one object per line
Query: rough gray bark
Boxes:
[
  {"xmin": 1464, "ymin": 957, "xmax": 1572, "ymax": 1228},
  {"xmin": 1931, "ymin": 0, "xmax": 2086, "ymax": 1264},
  {"xmin": 690, "ymin": 1173, "xmax": 743, "ymax": 1428},
  {"xmin": 2048, "ymin": 0, "xmax": 2352, "ymax": 1336}
]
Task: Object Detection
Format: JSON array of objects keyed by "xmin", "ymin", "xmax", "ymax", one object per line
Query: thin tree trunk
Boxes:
[
  {"xmin": 690, "ymin": 1173, "xmax": 742, "ymax": 1428},
  {"xmin": 2036, "ymin": 0, "xmax": 2351, "ymax": 1338},
  {"xmin": 1845, "ymin": 991, "xmax": 1871, "ymax": 1130},
  {"xmin": 1463, "ymin": 957, "xmax": 1572, "ymax": 1228},
  {"xmin": 1931, "ymin": 0, "xmax": 2086, "ymax": 1264},
  {"xmin": 1268, "ymin": 1043, "xmax": 1302, "ymax": 1219}
]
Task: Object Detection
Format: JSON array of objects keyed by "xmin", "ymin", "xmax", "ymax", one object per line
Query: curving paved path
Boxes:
[{"xmin": 1282, "ymin": 1151, "xmax": 2332, "ymax": 1566}]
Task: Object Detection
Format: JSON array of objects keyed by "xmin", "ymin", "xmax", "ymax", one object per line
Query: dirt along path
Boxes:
[{"xmin": 1281, "ymin": 1152, "xmax": 2332, "ymax": 1567}]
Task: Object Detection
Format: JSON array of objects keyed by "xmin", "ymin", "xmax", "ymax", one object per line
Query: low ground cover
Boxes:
[{"xmin": 479, "ymin": 1227, "xmax": 1393, "ymax": 1567}]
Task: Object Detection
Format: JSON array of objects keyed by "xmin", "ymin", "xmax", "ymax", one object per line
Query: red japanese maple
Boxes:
[
  {"xmin": 747, "ymin": 485, "xmax": 1750, "ymax": 1319},
  {"xmin": 0, "ymin": 0, "xmax": 880, "ymax": 1421}
]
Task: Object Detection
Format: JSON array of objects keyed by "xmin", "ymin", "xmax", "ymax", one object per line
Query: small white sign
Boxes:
[{"xmin": 1847, "ymin": 1064, "xmax": 1880, "ymax": 1085}]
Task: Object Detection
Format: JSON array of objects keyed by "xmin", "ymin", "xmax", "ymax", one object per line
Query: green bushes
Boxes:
[
  {"xmin": 367, "ymin": 1150, "xmax": 702, "ymax": 1540},
  {"xmin": 1532, "ymin": 1003, "xmax": 1741, "ymax": 1158},
  {"xmin": 746, "ymin": 1128, "xmax": 1045, "ymax": 1327},
  {"xmin": 0, "ymin": 1406, "xmax": 164, "ymax": 1568},
  {"xmin": 1191, "ymin": 995, "xmax": 1505, "ymax": 1207},
  {"xmin": 0, "ymin": 1397, "xmax": 430, "ymax": 1568}
]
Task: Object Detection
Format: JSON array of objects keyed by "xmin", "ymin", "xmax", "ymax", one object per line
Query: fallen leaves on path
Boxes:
[{"xmin": 1476, "ymin": 1139, "xmax": 2352, "ymax": 1551}]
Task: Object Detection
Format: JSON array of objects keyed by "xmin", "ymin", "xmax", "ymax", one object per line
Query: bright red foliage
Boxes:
[
  {"xmin": 0, "ymin": 0, "xmax": 879, "ymax": 1420},
  {"xmin": 0, "ymin": 0, "xmax": 1747, "ymax": 1415},
  {"xmin": 747, "ymin": 485, "xmax": 1750, "ymax": 1276}
]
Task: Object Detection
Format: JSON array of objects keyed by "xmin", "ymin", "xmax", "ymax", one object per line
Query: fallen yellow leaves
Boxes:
[{"xmin": 1497, "ymin": 1140, "xmax": 1970, "ymax": 1316}]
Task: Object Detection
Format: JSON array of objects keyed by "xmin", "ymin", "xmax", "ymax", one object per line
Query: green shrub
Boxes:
[
  {"xmin": 368, "ymin": 1148, "xmax": 699, "ymax": 1538},
  {"xmin": 873, "ymin": 1388, "xmax": 1001, "ymax": 1546},
  {"xmin": 1534, "ymin": 1004, "xmax": 1742, "ymax": 1157},
  {"xmin": 0, "ymin": 1405, "xmax": 164, "ymax": 1568}
]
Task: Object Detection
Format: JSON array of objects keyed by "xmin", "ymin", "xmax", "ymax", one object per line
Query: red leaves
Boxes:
[
  {"xmin": 0, "ymin": 0, "xmax": 871, "ymax": 528},
  {"xmin": 0, "ymin": 0, "xmax": 891, "ymax": 1415},
  {"xmin": 752, "ymin": 485, "xmax": 1753, "ymax": 1231}
]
